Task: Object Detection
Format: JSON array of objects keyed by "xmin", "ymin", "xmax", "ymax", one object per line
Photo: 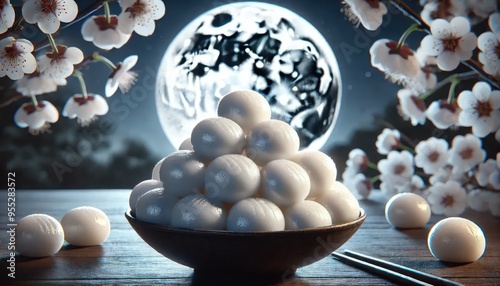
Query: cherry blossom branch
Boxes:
[
  {"xmin": 0, "ymin": 94, "xmax": 23, "ymax": 109},
  {"xmin": 418, "ymin": 71, "xmax": 477, "ymax": 100},
  {"xmin": 389, "ymin": 0, "xmax": 428, "ymax": 28},
  {"xmin": 389, "ymin": 0, "xmax": 500, "ymax": 90},
  {"xmin": 373, "ymin": 115, "xmax": 419, "ymax": 147},
  {"xmin": 463, "ymin": 59, "xmax": 500, "ymax": 90}
]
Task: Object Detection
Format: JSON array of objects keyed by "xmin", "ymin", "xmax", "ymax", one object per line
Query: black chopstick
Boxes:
[
  {"xmin": 332, "ymin": 252, "xmax": 432, "ymax": 286},
  {"xmin": 332, "ymin": 250, "xmax": 463, "ymax": 286},
  {"xmin": 343, "ymin": 250, "xmax": 462, "ymax": 286}
]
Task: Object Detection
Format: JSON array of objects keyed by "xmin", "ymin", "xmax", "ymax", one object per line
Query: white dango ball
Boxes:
[
  {"xmin": 135, "ymin": 188, "xmax": 179, "ymax": 225},
  {"xmin": 428, "ymin": 217, "xmax": 486, "ymax": 263},
  {"xmin": 227, "ymin": 198, "xmax": 285, "ymax": 231},
  {"xmin": 159, "ymin": 150, "xmax": 206, "ymax": 197},
  {"xmin": 246, "ymin": 120, "xmax": 300, "ymax": 166},
  {"xmin": 151, "ymin": 158, "xmax": 166, "ymax": 181},
  {"xmin": 316, "ymin": 181, "xmax": 360, "ymax": 225},
  {"xmin": 291, "ymin": 150, "xmax": 337, "ymax": 199},
  {"xmin": 284, "ymin": 200, "xmax": 332, "ymax": 230},
  {"xmin": 261, "ymin": 159, "xmax": 310, "ymax": 207},
  {"xmin": 171, "ymin": 194, "xmax": 226, "ymax": 230},
  {"xmin": 178, "ymin": 137, "xmax": 193, "ymax": 151},
  {"xmin": 205, "ymin": 154, "xmax": 261, "ymax": 203},
  {"xmin": 129, "ymin": 179, "xmax": 164, "ymax": 214},
  {"xmin": 217, "ymin": 90, "xmax": 271, "ymax": 134},
  {"xmin": 61, "ymin": 206, "xmax": 111, "ymax": 246},
  {"xmin": 16, "ymin": 214, "xmax": 64, "ymax": 257},
  {"xmin": 385, "ymin": 193, "xmax": 431, "ymax": 229},
  {"xmin": 191, "ymin": 117, "xmax": 246, "ymax": 161}
]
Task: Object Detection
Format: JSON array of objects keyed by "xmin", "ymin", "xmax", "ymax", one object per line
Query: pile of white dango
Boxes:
[
  {"xmin": 130, "ymin": 90, "xmax": 361, "ymax": 231},
  {"xmin": 14, "ymin": 207, "xmax": 110, "ymax": 257}
]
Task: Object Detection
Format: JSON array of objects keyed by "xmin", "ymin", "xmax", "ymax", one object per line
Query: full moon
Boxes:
[{"xmin": 156, "ymin": 2, "xmax": 341, "ymax": 150}]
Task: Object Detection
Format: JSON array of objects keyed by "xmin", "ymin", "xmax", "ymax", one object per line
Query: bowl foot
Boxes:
[{"xmin": 192, "ymin": 268, "xmax": 297, "ymax": 285}]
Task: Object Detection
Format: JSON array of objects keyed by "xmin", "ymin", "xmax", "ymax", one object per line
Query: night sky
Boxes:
[
  {"xmin": 1, "ymin": 0, "xmax": 418, "ymax": 188},
  {"xmin": 108, "ymin": 0, "xmax": 411, "ymax": 157}
]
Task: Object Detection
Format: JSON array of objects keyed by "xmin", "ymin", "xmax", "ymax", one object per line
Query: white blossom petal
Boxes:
[
  {"xmin": 37, "ymin": 13, "xmax": 61, "ymax": 34},
  {"xmin": 134, "ymin": 17, "xmax": 155, "ymax": 36},
  {"xmin": 472, "ymin": 81, "xmax": 492, "ymax": 102},
  {"xmin": 477, "ymin": 32, "xmax": 497, "ymax": 50},
  {"xmin": 56, "ymin": 0, "xmax": 78, "ymax": 22},
  {"xmin": 65, "ymin": 47, "xmax": 84, "ymax": 64},
  {"xmin": 436, "ymin": 51, "xmax": 460, "ymax": 71},
  {"xmin": 421, "ymin": 35, "xmax": 443, "ymax": 56},
  {"xmin": 489, "ymin": 12, "xmax": 500, "ymax": 33},
  {"xmin": 0, "ymin": 2, "xmax": 15, "ymax": 34},
  {"xmin": 450, "ymin": 16, "xmax": 470, "ymax": 37},
  {"xmin": 430, "ymin": 19, "xmax": 451, "ymax": 39}
]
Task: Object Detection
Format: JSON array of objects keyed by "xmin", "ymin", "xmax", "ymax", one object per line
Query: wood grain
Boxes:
[{"xmin": 0, "ymin": 189, "xmax": 498, "ymax": 285}]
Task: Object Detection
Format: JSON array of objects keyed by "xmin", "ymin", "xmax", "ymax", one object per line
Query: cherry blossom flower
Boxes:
[
  {"xmin": 105, "ymin": 55, "xmax": 138, "ymax": 97},
  {"xmin": 22, "ymin": 0, "xmax": 78, "ymax": 34},
  {"xmin": 465, "ymin": 0, "xmax": 498, "ymax": 24},
  {"xmin": 63, "ymin": 94, "xmax": 109, "ymax": 126},
  {"xmin": 342, "ymin": 166, "xmax": 357, "ymax": 183},
  {"xmin": 38, "ymin": 45, "xmax": 84, "ymax": 80},
  {"xmin": 415, "ymin": 137, "xmax": 449, "ymax": 174},
  {"xmin": 15, "ymin": 71, "xmax": 67, "ymax": 96},
  {"xmin": 378, "ymin": 150, "xmax": 414, "ymax": 185},
  {"xmin": 380, "ymin": 182, "xmax": 398, "ymax": 198},
  {"xmin": 475, "ymin": 159, "xmax": 497, "ymax": 187},
  {"xmin": 14, "ymin": 100, "xmax": 59, "ymax": 135},
  {"xmin": 429, "ymin": 166, "xmax": 469, "ymax": 185},
  {"xmin": 118, "ymin": 0, "xmax": 165, "ymax": 36},
  {"xmin": 457, "ymin": 81, "xmax": 500, "ymax": 137},
  {"xmin": 490, "ymin": 13, "xmax": 500, "ymax": 33},
  {"xmin": 467, "ymin": 189, "xmax": 491, "ymax": 212},
  {"xmin": 426, "ymin": 100, "xmax": 461, "ymax": 129},
  {"xmin": 0, "ymin": 0, "xmax": 15, "ymax": 34},
  {"xmin": 396, "ymin": 175, "xmax": 426, "ymax": 197},
  {"xmin": 0, "ymin": 37, "xmax": 36, "ymax": 80},
  {"xmin": 421, "ymin": 16, "xmax": 477, "ymax": 71},
  {"xmin": 411, "ymin": 47, "xmax": 438, "ymax": 93},
  {"xmin": 370, "ymin": 39, "xmax": 420, "ymax": 84},
  {"xmin": 488, "ymin": 192, "xmax": 500, "ymax": 217},
  {"xmin": 427, "ymin": 180, "xmax": 467, "ymax": 216},
  {"xmin": 346, "ymin": 148, "xmax": 368, "ymax": 172},
  {"xmin": 420, "ymin": 0, "xmax": 466, "ymax": 26},
  {"xmin": 397, "ymin": 89, "xmax": 426, "ymax": 126},
  {"xmin": 342, "ymin": 0, "xmax": 388, "ymax": 31},
  {"xmin": 448, "ymin": 134, "xmax": 486, "ymax": 173},
  {"xmin": 82, "ymin": 15, "xmax": 131, "ymax": 50},
  {"xmin": 344, "ymin": 173, "xmax": 372, "ymax": 199},
  {"xmin": 411, "ymin": 68, "xmax": 438, "ymax": 94},
  {"xmin": 376, "ymin": 128, "xmax": 401, "ymax": 155},
  {"xmin": 489, "ymin": 168, "xmax": 500, "ymax": 190},
  {"xmin": 477, "ymin": 27, "xmax": 500, "ymax": 77}
]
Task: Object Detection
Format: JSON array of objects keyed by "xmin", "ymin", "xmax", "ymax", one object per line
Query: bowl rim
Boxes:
[{"xmin": 125, "ymin": 208, "xmax": 366, "ymax": 236}]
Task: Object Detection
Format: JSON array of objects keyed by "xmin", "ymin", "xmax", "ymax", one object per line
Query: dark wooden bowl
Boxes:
[{"xmin": 125, "ymin": 209, "xmax": 366, "ymax": 278}]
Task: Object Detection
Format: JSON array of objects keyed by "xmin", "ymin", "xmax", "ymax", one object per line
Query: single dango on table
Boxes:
[
  {"xmin": 132, "ymin": 90, "xmax": 361, "ymax": 231},
  {"xmin": 428, "ymin": 217, "xmax": 486, "ymax": 263},
  {"xmin": 385, "ymin": 193, "xmax": 431, "ymax": 229}
]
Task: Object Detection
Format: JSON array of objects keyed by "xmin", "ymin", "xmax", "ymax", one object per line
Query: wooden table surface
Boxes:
[{"xmin": 0, "ymin": 189, "xmax": 498, "ymax": 285}]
